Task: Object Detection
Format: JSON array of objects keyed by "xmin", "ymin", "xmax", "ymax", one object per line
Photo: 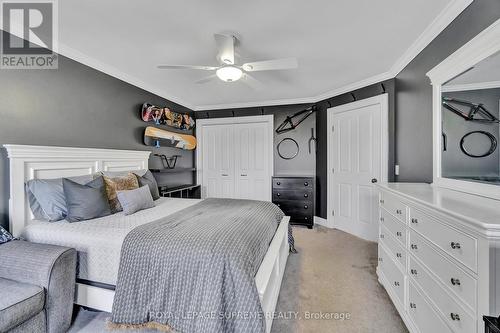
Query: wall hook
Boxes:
[
  {"xmin": 261, "ymin": 108, "xmax": 265, "ymax": 115},
  {"xmin": 380, "ymin": 83, "xmax": 386, "ymax": 94},
  {"xmin": 231, "ymin": 110, "xmax": 235, "ymax": 117},
  {"xmin": 350, "ymin": 92, "xmax": 356, "ymax": 101},
  {"xmin": 206, "ymin": 112, "xmax": 210, "ymax": 119},
  {"xmin": 327, "ymin": 100, "xmax": 332, "ymax": 108}
]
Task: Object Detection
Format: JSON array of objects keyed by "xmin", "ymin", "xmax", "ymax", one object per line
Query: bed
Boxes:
[{"xmin": 4, "ymin": 144, "xmax": 290, "ymax": 333}]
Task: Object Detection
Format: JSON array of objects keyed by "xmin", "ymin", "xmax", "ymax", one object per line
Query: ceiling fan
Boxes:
[{"xmin": 156, "ymin": 33, "xmax": 298, "ymax": 89}]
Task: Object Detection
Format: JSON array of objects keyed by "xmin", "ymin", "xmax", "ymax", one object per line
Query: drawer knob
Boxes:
[
  {"xmin": 396, "ymin": 231, "xmax": 402, "ymax": 236},
  {"xmin": 304, "ymin": 217, "xmax": 309, "ymax": 220},
  {"xmin": 380, "ymin": 217, "xmax": 385, "ymax": 222},
  {"xmin": 380, "ymin": 199, "xmax": 385, "ymax": 204},
  {"xmin": 410, "ymin": 244, "xmax": 418, "ymax": 250},
  {"xmin": 304, "ymin": 205, "xmax": 308, "ymax": 209},
  {"xmin": 304, "ymin": 182, "xmax": 309, "ymax": 186},
  {"xmin": 380, "ymin": 234, "xmax": 385, "ymax": 239},
  {"xmin": 410, "ymin": 269, "xmax": 417, "ymax": 275},
  {"xmin": 450, "ymin": 278, "xmax": 461, "ymax": 286},
  {"xmin": 410, "ymin": 303, "xmax": 416, "ymax": 309},
  {"xmin": 277, "ymin": 204, "xmax": 281, "ymax": 207},
  {"xmin": 396, "ymin": 209, "xmax": 402, "ymax": 215},
  {"xmin": 396, "ymin": 253, "xmax": 402, "ymax": 258},
  {"xmin": 394, "ymin": 281, "xmax": 400, "ymax": 287},
  {"xmin": 277, "ymin": 193, "xmax": 281, "ymax": 196},
  {"xmin": 450, "ymin": 242, "xmax": 461, "ymax": 249},
  {"xmin": 411, "ymin": 218, "xmax": 418, "ymax": 224},
  {"xmin": 378, "ymin": 257, "xmax": 383, "ymax": 262},
  {"xmin": 277, "ymin": 182, "xmax": 281, "ymax": 185},
  {"xmin": 450, "ymin": 313, "xmax": 460, "ymax": 321},
  {"xmin": 304, "ymin": 193, "xmax": 308, "ymax": 198}
]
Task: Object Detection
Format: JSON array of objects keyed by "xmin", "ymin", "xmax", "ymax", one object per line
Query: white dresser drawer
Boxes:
[
  {"xmin": 408, "ymin": 281, "xmax": 453, "ymax": 333},
  {"xmin": 380, "ymin": 207, "xmax": 407, "ymax": 247},
  {"xmin": 378, "ymin": 244, "xmax": 405, "ymax": 306},
  {"xmin": 380, "ymin": 224, "xmax": 406, "ymax": 269},
  {"xmin": 380, "ymin": 192, "xmax": 407, "ymax": 223},
  {"xmin": 409, "ymin": 230, "xmax": 477, "ymax": 311},
  {"xmin": 409, "ymin": 209, "xmax": 477, "ymax": 272},
  {"xmin": 409, "ymin": 257, "xmax": 476, "ymax": 333}
]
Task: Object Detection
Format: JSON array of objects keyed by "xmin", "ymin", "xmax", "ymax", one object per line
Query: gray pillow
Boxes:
[
  {"xmin": 117, "ymin": 185, "xmax": 154, "ymax": 216},
  {"xmin": 135, "ymin": 170, "xmax": 160, "ymax": 200},
  {"xmin": 26, "ymin": 175, "xmax": 93, "ymax": 221},
  {"xmin": 63, "ymin": 176, "xmax": 112, "ymax": 222}
]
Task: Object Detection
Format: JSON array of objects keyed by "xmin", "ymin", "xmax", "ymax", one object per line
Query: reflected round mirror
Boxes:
[{"xmin": 277, "ymin": 138, "xmax": 299, "ymax": 160}]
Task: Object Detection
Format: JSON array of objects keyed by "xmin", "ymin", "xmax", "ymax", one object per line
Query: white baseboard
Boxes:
[{"xmin": 314, "ymin": 216, "xmax": 331, "ymax": 228}]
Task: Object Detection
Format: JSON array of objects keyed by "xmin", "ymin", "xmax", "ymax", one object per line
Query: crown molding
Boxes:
[
  {"xmin": 442, "ymin": 80, "xmax": 500, "ymax": 92},
  {"xmin": 3, "ymin": 0, "xmax": 472, "ymax": 112}
]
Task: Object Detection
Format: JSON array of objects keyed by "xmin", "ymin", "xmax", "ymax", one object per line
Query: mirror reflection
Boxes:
[{"xmin": 442, "ymin": 51, "xmax": 500, "ymax": 185}]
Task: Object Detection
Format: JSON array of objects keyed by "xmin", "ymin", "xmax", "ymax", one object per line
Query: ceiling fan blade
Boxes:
[
  {"xmin": 157, "ymin": 64, "xmax": 218, "ymax": 70},
  {"xmin": 214, "ymin": 34, "xmax": 235, "ymax": 65},
  {"xmin": 242, "ymin": 58, "xmax": 298, "ymax": 72},
  {"xmin": 195, "ymin": 75, "xmax": 217, "ymax": 84},
  {"xmin": 241, "ymin": 73, "xmax": 264, "ymax": 90}
]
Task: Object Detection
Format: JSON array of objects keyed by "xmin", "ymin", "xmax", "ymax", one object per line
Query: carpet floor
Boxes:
[{"xmin": 69, "ymin": 226, "xmax": 407, "ymax": 333}]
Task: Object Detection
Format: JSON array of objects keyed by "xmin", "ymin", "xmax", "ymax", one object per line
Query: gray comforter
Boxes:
[{"xmin": 111, "ymin": 198, "xmax": 286, "ymax": 333}]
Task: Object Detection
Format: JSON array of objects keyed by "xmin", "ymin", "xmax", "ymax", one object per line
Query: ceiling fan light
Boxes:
[{"xmin": 216, "ymin": 66, "xmax": 243, "ymax": 82}]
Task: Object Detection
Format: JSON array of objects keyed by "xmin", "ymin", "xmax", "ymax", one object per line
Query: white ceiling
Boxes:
[{"xmin": 54, "ymin": 0, "xmax": 470, "ymax": 110}]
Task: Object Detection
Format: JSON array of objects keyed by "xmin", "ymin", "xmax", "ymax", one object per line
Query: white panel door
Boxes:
[
  {"xmin": 202, "ymin": 124, "xmax": 235, "ymax": 198},
  {"xmin": 234, "ymin": 122, "xmax": 271, "ymax": 200},
  {"xmin": 329, "ymin": 95, "xmax": 386, "ymax": 242}
]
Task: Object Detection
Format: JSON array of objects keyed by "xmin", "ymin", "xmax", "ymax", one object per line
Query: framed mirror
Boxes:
[{"xmin": 427, "ymin": 19, "xmax": 500, "ymax": 200}]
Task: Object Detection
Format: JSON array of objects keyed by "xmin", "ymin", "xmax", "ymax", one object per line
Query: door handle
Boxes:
[
  {"xmin": 221, "ymin": 174, "xmax": 229, "ymax": 177},
  {"xmin": 240, "ymin": 174, "xmax": 247, "ymax": 177},
  {"xmin": 371, "ymin": 178, "xmax": 378, "ymax": 183}
]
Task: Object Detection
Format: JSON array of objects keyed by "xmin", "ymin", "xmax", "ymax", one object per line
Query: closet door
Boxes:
[
  {"xmin": 202, "ymin": 124, "xmax": 235, "ymax": 198},
  {"xmin": 234, "ymin": 122, "xmax": 271, "ymax": 201}
]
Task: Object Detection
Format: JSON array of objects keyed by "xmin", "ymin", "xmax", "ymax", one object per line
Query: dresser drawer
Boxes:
[
  {"xmin": 409, "ymin": 209, "xmax": 477, "ymax": 272},
  {"xmin": 379, "ymin": 191, "xmax": 407, "ymax": 223},
  {"xmin": 408, "ymin": 256, "xmax": 475, "ymax": 333},
  {"xmin": 272, "ymin": 189, "xmax": 313, "ymax": 201},
  {"xmin": 378, "ymin": 244, "xmax": 405, "ymax": 306},
  {"xmin": 273, "ymin": 177, "xmax": 313, "ymax": 189},
  {"xmin": 380, "ymin": 208, "xmax": 407, "ymax": 247},
  {"xmin": 408, "ymin": 281, "xmax": 453, "ymax": 333},
  {"xmin": 380, "ymin": 224, "xmax": 406, "ymax": 269},
  {"xmin": 274, "ymin": 200, "xmax": 313, "ymax": 216},
  {"xmin": 409, "ymin": 230, "xmax": 476, "ymax": 311},
  {"xmin": 290, "ymin": 215, "xmax": 313, "ymax": 225}
]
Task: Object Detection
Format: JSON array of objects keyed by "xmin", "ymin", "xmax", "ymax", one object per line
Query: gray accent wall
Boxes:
[
  {"xmin": 0, "ymin": 36, "xmax": 195, "ymax": 229},
  {"xmin": 394, "ymin": 0, "xmax": 500, "ymax": 182}
]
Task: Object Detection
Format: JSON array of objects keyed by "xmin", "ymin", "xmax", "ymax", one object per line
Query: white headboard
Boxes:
[{"xmin": 4, "ymin": 145, "xmax": 151, "ymax": 236}]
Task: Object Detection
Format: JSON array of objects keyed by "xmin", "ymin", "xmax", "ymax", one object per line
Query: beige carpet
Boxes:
[
  {"xmin": 70, "ymin": 226, "xmax": 407, "ymax": 333},
  {"xmin": 270, "ymin": 226, "xmax": 407, "ymax": 333}
]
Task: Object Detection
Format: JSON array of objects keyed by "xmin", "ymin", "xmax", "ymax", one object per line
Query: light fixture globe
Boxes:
[{"xmin": 216, "ymin": 66, "xmax": 243, "ymax": 82}]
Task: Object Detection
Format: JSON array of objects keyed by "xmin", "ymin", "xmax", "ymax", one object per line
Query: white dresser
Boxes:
[{"xmin": 377, "ymin": 183, "xmax": 500, "ymax": 333}]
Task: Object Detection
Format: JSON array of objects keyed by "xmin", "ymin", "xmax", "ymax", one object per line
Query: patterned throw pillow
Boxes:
[
  {"xmin": 101, "ymin": 173, "xmax": 139, "ymax": 213},
  {"xmin": 0, "ymin": 226, "xmax": 14, "ymax": 244}
]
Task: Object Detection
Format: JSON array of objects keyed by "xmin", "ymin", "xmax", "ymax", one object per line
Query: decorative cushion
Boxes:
[
  {"xmin": 135, "ymin": 170, "xmax": 160, "ymax": 200},
  {"xmin": 63, "ymin": 176, "xmax": 112, "ymax": 222},
  {"xmin": 117, "ymin": 185, "xmax": 155, "ymax": 215},
  {"xmin": 0, "ymin": 278, "xmax": 45, "ymax": 332},
  {"xmin": 25, "ymin": 175, "xmax": 94, "ymax": 221},
  {"xmin": 101, "ymin": 173, "xmax": 139, "ymax": 213},
  {"xmin": 0, "ymin": 226, "xmax": 14, "ymax": 244}
]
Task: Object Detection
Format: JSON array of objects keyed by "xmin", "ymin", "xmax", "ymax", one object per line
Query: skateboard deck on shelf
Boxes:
[
  {"xmin": 144, "ymin": 126, "xmax": 197, "ymax": 150},
  {"xmin": 141, "ymin": 103, "xmax": 195, "ymax": 130}
]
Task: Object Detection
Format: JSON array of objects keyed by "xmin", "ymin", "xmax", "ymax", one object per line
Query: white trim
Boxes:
[
  {"xmin": 313, "ymin": 216, "xmax": 331, "ymax": 228},
  {"xmin": 441, "ymin": 80, "xmax": 500, "ymax": 92},
  {"xmin": 327, "ymin": 94, "xmax": 389, "ymax": 240},
  {"xmin": 195, "ymin": 115, "xmax": 274, "ymax": 201},
  {"xmin": 3, "ymin": 144, "xmax": 151, "ymax": 237},
  {"xmin": 427, "ymin": 18, "xmax": 500, "ymax": 201},
  {"xmin": 1, "ymin": 1, "xmax": 471, "ymax": 111},
  {"xmin": 194, "ymin": 0, "xmax": 472, "ymax": 111},
  {"xmin": 74, "ymin": 216, "xmax": 291, "ymax": 333}
]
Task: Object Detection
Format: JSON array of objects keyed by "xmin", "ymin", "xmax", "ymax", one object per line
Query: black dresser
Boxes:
[{"xmin": 272, "ymin": 176, "xmax": 315, "ymax": 229}]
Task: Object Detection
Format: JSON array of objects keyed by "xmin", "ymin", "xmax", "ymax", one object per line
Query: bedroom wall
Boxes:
[
  {"xmin": 0, "ymin": 32, "xmax": 195, "ymax": 230},
  {"xmin": 195, "ymin": 104, "xmax": 317, "ymax": 177},
  {"xmin": 394, "ymin": 0, "xmax": 500, "ymax": 183}
]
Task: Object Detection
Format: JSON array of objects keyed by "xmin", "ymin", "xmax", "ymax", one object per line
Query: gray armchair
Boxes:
[{"xmin": 0, "ymin": 240, "xmax": 77, "ymax": 333}]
